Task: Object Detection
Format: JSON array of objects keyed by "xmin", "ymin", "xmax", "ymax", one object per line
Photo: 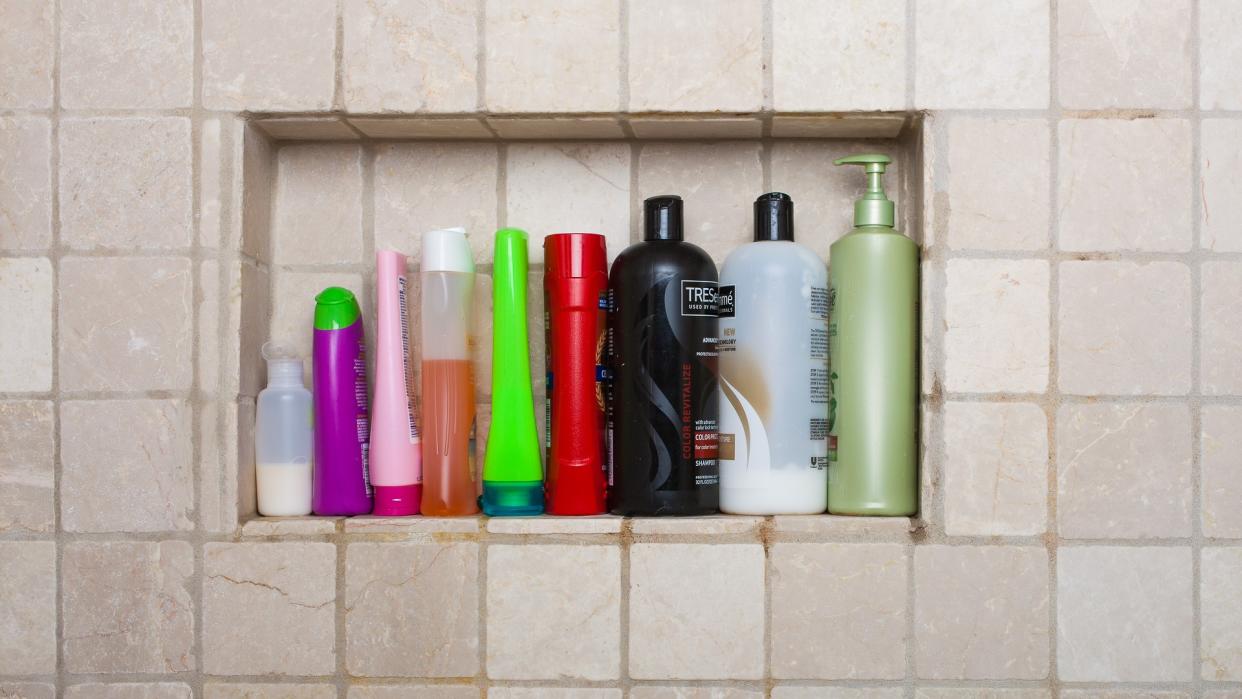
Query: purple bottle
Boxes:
[{"xmin": 312, "ymin": 287, "xmax": 373, "ymax": 515}]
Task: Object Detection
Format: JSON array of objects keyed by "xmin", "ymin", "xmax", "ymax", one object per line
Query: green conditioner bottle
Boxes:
[{"xmin": 827, "ymin": 154, "xmax": 918, "ymax": 516}]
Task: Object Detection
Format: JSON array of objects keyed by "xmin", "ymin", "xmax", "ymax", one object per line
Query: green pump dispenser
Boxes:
[
  {"xmin": 481, "ymin": 228, "xmax": 545, "ymax": 516},
  {"xmin": 826, "ymin": 153, "xmax": 919, "ymax": 516}
]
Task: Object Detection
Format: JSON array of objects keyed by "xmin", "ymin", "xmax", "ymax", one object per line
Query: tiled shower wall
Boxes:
[{"xmin": 2, "ymin": 0, "xmax": 1242, "ymax": 698}]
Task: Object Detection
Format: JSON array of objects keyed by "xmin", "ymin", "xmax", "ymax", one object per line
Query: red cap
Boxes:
[{"xmin": 544, "ymin": 233, "xmax": 607, "ymax": 279}]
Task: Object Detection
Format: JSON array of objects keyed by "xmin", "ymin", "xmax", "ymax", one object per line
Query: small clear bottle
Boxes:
[{"xmin": 255, "ymin": 342, "xmax": 314, "ymax": 516}]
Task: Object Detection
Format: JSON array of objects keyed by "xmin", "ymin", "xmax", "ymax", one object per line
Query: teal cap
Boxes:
[
  {"xmin": 313, "ymin": 287, "xmax": 361, "ymax": 330},
  {"xmin": 481, "ymin": 481, "xmax": 545, "ymax": 516},
  {"xmin": 834, "ymin": 154, "xmax": 895, "ymax": 228}
]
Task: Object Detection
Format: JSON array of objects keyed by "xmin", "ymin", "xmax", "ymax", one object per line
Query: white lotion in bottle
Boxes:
[{"xmin": 255, "ymin": 342, "xmax": 314, "ymax": 516}]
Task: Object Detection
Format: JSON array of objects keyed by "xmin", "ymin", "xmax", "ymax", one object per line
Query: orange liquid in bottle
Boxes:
[{"xmin": 420, "ymin": 358, "xmax": 478, "ymax": 515}]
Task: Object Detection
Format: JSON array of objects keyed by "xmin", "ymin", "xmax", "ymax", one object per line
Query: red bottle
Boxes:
[{"xmin": 543, "ymin": 233, "xmax": 609, "ymax": 515}]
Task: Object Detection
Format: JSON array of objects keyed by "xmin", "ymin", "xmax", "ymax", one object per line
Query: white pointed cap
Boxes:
[{"xmin": 421, "ymin": 227, "xmax": 474, "ymax": 273}]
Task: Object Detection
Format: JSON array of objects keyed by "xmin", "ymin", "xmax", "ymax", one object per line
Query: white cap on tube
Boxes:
[{"xmin": 421, "ymin": 227, "xmax": 474, "ymax": 274}]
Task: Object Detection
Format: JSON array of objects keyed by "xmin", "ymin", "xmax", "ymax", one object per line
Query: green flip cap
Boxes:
[
  {"xmin": 314, "ymin": 287, "xmax": 361, "ymax": 330},
  {"xmin": 834, "ymin": 154, "xmax": 895, "ymax": 228},
  {"xmin": 481, "ymin": 228, "xmax": 545, "ymax": 516}
]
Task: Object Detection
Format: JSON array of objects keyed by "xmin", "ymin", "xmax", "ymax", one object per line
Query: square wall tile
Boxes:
[
  {"xmin": 914, "ymin": 546, "xmax": 1049, "ymax": 680},
  {"xmin": 348, "ymin": 688, "xmax": 479, "ymax": 699},
  {"xmin": 777, "ymin": 690, "xmax": 903, "ymax": 699},
  {"xmin": 1061, "ymin": 692, "xmax": 1188, "ymax": 699},
  {"xmin": 0, "ymin": 0, "xmax": 53, "ymax": 108},
  {"xmin": 637, "ymin": 142, "xmax": 763, "ymax": 263},
  {"xmin": 944, "ymin": 259, "xmax": 1049, "ymax": 393},
  {"xmin": 0, "ymin": 401, "xmax": 53, "ymax": 534},
  {"xmin": 1202, "ymin": 120, "xmax": 1242, "ymax": 252},
  {"xmin": 343, "ymin": 0, "xmax": 479, "ymax": 112},
  {"xmin": 0, "ymin": 258, "xmax": 52, "ymax": 392},
  {"xmin": 1202, "ymin": 0, "xmax": 1242, "ymax": 109},
  {"xmin": 60, "ymin": 117, "xmax": 193, "ymax": 251},
  {"xmin": 0, "ymin": 117, "xmax": 52, "ymax": 251},
  {"xmin": 63, "ymin": 542, "xmax": 194, "ymax": 674},
  {"xmin": 0, "ymin": 684, "xmax": 55, "ymax": 699},
  {"xmin": 60, "ymin": 0, "xmax": 193, "ymax": 108},
  {"xmin": 203, "ymin": 0, "xmax": 336, "ymax": 111},
  {"xmin": 487, "ymin": 544, "xmax": 620, "ymax": 680},
  {"xmin": 771, "ymin": 140, "xmax": 905, "ymax": 259},
  {"xmin": 345, "ymin": 542, "xmax": 479, "ymax": 677},
  {"xmin": 1203, "ymin": 406, "xmax": 1242, "ymax": 538},
  {"xmin": 1203, "ymin": 261, "xmax": 1242, "ymax": 395},
  {"xmin": 1058, "ymin": 119, "xmax": 1191, "ymax": 252},
  {"xmin": 0, "ymin": 541, "xmax": 56, "ymax": 674},
  {"xmin": 629, "ymin": 544, "xmax": 764, "ymax": 680},
  {"xmin": 59, "ymin": 256, "xmax": 193, "ymax": 391},
  {"xmin": 633, "ymin": 690, "xmax": 762, "ymax": 699},
  {"xmin": 374, "ymin": 142, "xmax": 499, "ymax": 262},
  {"xmin": 61, "ymin": 400, "xmax": 194, "ymax": 533},
  {"xmin": 915, "ymin": 0, "xmax": 1049, "ymax": 108},
  {"xmin": 771, "ymin": 543, "xmax": 907, "ymax": 679},
  {"xmin": 944, "ymin": 402, "xmax": 1048, "ymax": 536},
  {"xmin": 628, "ymin": 0, "xmax": 763, "ymax": 112},
  {"xmin": 772, "ymin": 0, "xmax": 905, "ymax": 111},
  {"xmin": 506, "ymin": 143, "xmax": 631, "ymax": 262},
  {"xmin": 65, "ymin": 685, "xmax": 191, "ymax": 699},
  {"xmin": 1058, "ymin": 0, "xmax": 1191, "ymax": 109},
  {"xmin": 203, "ymin": 543, "xmax": 337, "ymax": 675},
  {"xmin": 1203, "ymin": 547, "xmax": 1242, "ymax": 680},
  {"xmin": 1058, "ymin": 261, "xmax": 1191, "ymax": 395},
  {"xmin": 1057, "ymin": 402, "xmax": 1192, "ymax": 539},
  {"xmin": 945, "ymin": 118, "xmax": 1050, "ymax": 251},
  {"xmin": 273, "ymin": 144, "xmax": 365, "ymax": 266},
  {"xmin": 486, "ymin": 0, "xmax": 620, "ymax": 112},
  {"xmin": 1057, "ymin": 546, "xmax": 1192, "ymax": 681},
  {"xmin": 207, "ymin": 685, "xmax": 337, "ymax": 699},
  {"xmin": 490, "ymin": 691, "xmax": 620, "ymax": 699},
  {"xmin": 918, "ymin": 692, "xmax": 1049, "ymax": 699}
]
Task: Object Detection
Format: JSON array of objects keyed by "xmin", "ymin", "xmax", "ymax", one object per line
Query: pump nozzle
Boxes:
[{"xmin": 834, "ymin": 154, "xmax": 895, "ymax": 228}]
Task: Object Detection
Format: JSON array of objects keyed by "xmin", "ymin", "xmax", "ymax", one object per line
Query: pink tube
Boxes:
[{"xmin": 369, "ymin": 249, "xmax": 422, "ymax": 515}]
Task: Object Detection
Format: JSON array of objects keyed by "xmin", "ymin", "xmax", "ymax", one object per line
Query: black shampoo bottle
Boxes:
[{"xmin": 607, "ymin": 195, "xmax": 720, "ymax": 515}]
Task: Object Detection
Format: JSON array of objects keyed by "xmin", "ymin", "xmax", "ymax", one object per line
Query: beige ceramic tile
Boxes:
[
  {"xmin": 630, "ymin": 516, "xmax": 762, "ymax": 536},
  {"xmin": 946, "ymin": 118, "xmax": 1050, "ymax": 251},
  {"xmin": 254, "ymin": 118, "xmax": 360, "ymax": 141},
  {"xmin": 1058, "ymin": 546, "xmax": 1193, "ymax": 681},
  {"xmin": 0, "ymin": 683, "xmax": 56, "ymax": 699},
  {"xmin": 1201, "ymin": 0, "xmax": 1242, "ymax": 109},
  {"xmin": 61, "ymin": 400, "xmax": 194, "ymax": 533},
  {"xmin": 918, "ymin": 691, "xmax": 1051, "ymax": 699},
  {"xmin": 488, "ymin": 117, "xmax": 625, "ymax": 140},
  {"xmin": 64, "ymin": 685, "xmax": 192, "ymax": 699},
  {"xmin": 915, "ymin": 546, "xmax": 1050, "ymax": 679},
  {"xmin": 203, "ymin": 0, "xmax": 336, "ymax": 111},
  {"xmin": 348, "ymin": 688, "xmax": 480, "ymax": 699},
  {"xmin": 1202, "ymin": 119, "xmax": 1242, "ymax": 252},
  {"xmin": 199, "ymin": 118, "xmax": 225, "ymax": 250},
  {"xmin": 0, "ymin": 117, "xmax": 52, "ymax": 251},
  {"xmin": 1058, "ymin": 261, "xmax": 1192, "ymax": 395},
  {"xmin": 59, "ymin": 256, "xmax": 192, "ymax": 391},
  {"xmin": 771, "ymin": 115, "xmax": 907, "ymax": 139},
  {"xmin": 486, "ymin": 516, "xmax": 622, "ymax": 534},
  {"xmin": 944, "ymin": 259, "xmax": 1049, "ymax": 393},
  {"xmin": 373, "ymin": 142, "xmax": 499, "ymax": 261},
  {"xmin": 0, "ymin": 541, "xmax": 56, "ymax": 674},
  {"xmin": 0, "ymin": 401, "xmax": 53, "ymax": 534},
  {"xmin": 60, "ymin": 117, "xmax": 193, "ymax": 251},
  {"xmin": 1203, "ymin": 405, "xmax": 1242, "ymax": 539},
  {"xmin": 632, "ymin": 689, "xmax": 764, "ymax": 699},
  {"xmin": 486, "ymin": 0, "xmax": 620, "ymax": 112},
  {"xmin": 770, "ymin": 140, "xmax": 906, "ymax": 259},
  {"xmin": 915, "ymin": 0, "xmax": 1049, "ymax": 108},
  {"xmin": 1057, "ymin": 402, "xmax": 1192, "ymax": 539},
  {"xmin": 629, "ymin": 544, "xmax": 764, "ymax": 679},
  {"xmin": 198, "ymin": 260, "xmax": 220, "ymax": 394},
  {"xmin": 203, "ymin": 542, "xmax": 337, "ymax": 675},
  {"xmin": 628, "ymin": 0, "xmax": 763, "ymax": 112},
  {"xmin": 506, "ymin": 143, "xmax": 630, "ymax": 262},
  {"xmin": 1203, "ymin": 261, "xmax": 1242, "ymax": 395},
  {"xmin": 771, "ymin": 514, "xmax": 914, "ymax": 539},
  {"xmin": 234, "ymin": 261, "xmax": 271, "ymax": 399},
  {"xmin": 771, "ymin": 543, "xmax": 907, "ymax": 679},
  {"xmin": 1058, "ymin": 0, "xmax": 1191, "ymax": 109},
  {"xmin": 205, "ymin": 685, "xmax": 337, "ymax": 699},
  {"xmin": 273, "ymin": 144, "xmax": 365, "ymax": 265},
  {"xmin": 344, "ymin": 515, "xmax": 480, "ymax": 534},
  {"xmin": 487, "ymin": 544, "xmax": 620, "ymax": 680},
  {"xmin": 63, "ymin": 542, "xmax": 194, "ymax": 674},
  {"xmin": 60, "ymin": 0, "xmax": 193, "ymax": 108},
  {"xmin": 489, "ymin": 691, "xmax": 621, "ymax": 699},
  {"xmin": 344, "ymin": 0, "xmax": 479, "ymax": 113},
  {"xmin": 270, "ymin": 270, "xmax": 366, "ymax": 384},
  {"xmin": 1060, "ymin": 692, "xmax": 1189, "ymax": 699},
  {"xmin": 628, "ymin": 117, "xmax": 763, "ymax": 140},
  {"xmin": 637, "ymin": 142, "xmax": 762, "ymax": 263},
  {"xmin": 0, "ymin": 0, "xmax": 53, "ymax": 108},
  {"xmin": 1058, "ymin": 119, "xmax": 1191, "ymax": 252},
  {"xmin": 774, "ymin": 690, "xmax": 904, "ymax": 699},
  {"xmin": 1206, "ymin": 692, "xmax": 1242, "ymax": 699},
  {"xmin": 345, "ymin": 542, "xmax": 479, "ymax": 677},
  {"xmin": 943, "ymin": 401, "xmax": 1048, "ymax": 536},
  {"xmin": 1203, "ymin": 547, "xmax": 1242, "ymax": 680},
  {"xmin": 237, "ymin": 121, "xmax": 275, "ymax": 262},
  {"xmin": 241, "ymin": 517, "xmax": 340, "ymax": 537},
  {"xmin": 350, "ymin": 117, "xmax": 494, "ymax": 139},
  {"xmin": 0, "ymin": 258, "xmax": 51, "ymax": 392},
  {"xmin": 773, "ymin": 0, "xmax": 905, "ymax": 111}
]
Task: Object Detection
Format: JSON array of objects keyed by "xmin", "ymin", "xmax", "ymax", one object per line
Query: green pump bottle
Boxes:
[
  {"xmin": 481, "ymin": 228, "xmax": 545, "ymax": 515},
  {"xmin": 826, "ymin": 154, "xmax": 918, "ymax": 516}
]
